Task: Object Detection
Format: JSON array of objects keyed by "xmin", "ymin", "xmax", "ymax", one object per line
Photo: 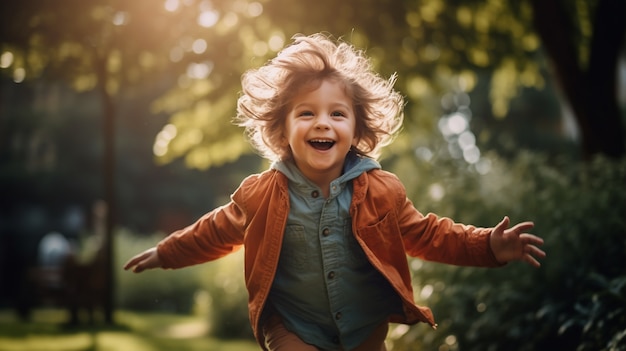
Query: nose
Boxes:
[{"xmin": 314, "ymin": 114, "xmax": 331, "ymax": 130}]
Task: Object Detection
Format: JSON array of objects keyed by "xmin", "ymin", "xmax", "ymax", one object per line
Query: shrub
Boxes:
[
  {"xmin": 116, "ymin": 231, "xmax": 207, "ymax": 313},
  {"xmin": 388, "ymin": 153, "xmax": 626, "ymax": 351},
  {"xmin": 115, "ymin": 230, "xmax": 252, "ymax": 339}
]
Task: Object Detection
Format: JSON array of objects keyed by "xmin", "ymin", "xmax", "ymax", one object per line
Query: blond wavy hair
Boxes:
[{"xmin": 235, "ymin": 33, "xmax": 404, "ymax": 161}]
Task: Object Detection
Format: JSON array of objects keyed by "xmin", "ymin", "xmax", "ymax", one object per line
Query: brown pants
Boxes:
[{"xmin": 263, "ymin": 315, "xmax": 388, "ymax": 351}]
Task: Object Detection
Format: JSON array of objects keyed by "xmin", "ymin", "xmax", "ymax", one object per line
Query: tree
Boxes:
[
  {"xmin": 0, "ymin": 0, "xmax": 197, "ymax": 324},
  {"xmin": 531, "ymin": 0, "xmax": 626, "ymax": 159},
  {"xmin": 148, "ymin": 0, "xmax": 626, "ymax": 168}
]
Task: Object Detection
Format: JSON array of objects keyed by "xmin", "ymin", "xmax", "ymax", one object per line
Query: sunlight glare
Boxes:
[
  {"xmin": 154, "ymin": 124, "xmax": 177, "ymax": 157},
  {"xmin": 164, "ymin": 0, "xmax": 179, "ymax": 12},
  {"xmin": 414, "ymin": 146, "xmax": 433, "ymax": 162},
  {"xmin": 169, "ymin": 46, "xmax": 184, "ymax": 62},
  {"xmin": 475, "ymin": 158, "xmax": 492, "ymax": 175},
  {"xmin": 198, "ymin": 10, "xmax": 219, "ymax": 28},
  {"xmin": 154, "ymin": 139, "xmax": 169, "ymax": 157},
  {"xmin": 0, "ymin": 51, "xmax": 13, "ymax": 68},
  {"xmin": 252, "ymin": 41, "xmax": 268, "ymax": 57},
  {"xmin": 222, "ymin": 12, "xmax": 239, "ymax": 28},
  {"xmin": 162, "ymin": 124, "xmax": 178, "ymax": 139},
  {"xmin": 446, "ymin": 112, "xmax": 468, "ymax": 134},
  {"xmin": 445, "ymin": 335, "xmax": 457, "ymax": 346},
  {"xmin": 13, "ymin": 67, "xmax": 25, "ymax": 83},
  {"xmin": 476, "ymin": 302, "xmax": 487, "ymax": 312},
  {"xmin": 192, "ymin": 39, "xmax": 207, "ymax": 54},
  {"xmin": 269, "ymin": 34, "xmax": 285, "ymax": 52},
  {"xmin": 462, "ymin": 145, "xmax": 480, "ymax": 164},
  {"xmin": 457, "ymin": 131, "xmax": 476, "ymax": 150},
  {"xmin": 186, "ymin": 62, "xmax": 213, "ymax": 79},
  {"xmin": 247, "ymin": 2, "xmax": 263, "ymax": 17},
  {"xmin": 112, "ymin": 11, "xmax": 128, "ymax": 26},
  {"xmin": 420, "ymin": 284, "xmax": 434, "ymax": 299},
  {"xmin": 428, "ymin": 183, "xmax": 445, "ymax": 201}
]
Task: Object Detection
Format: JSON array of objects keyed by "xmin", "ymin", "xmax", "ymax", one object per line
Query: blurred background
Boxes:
[{"xmin": 0, "ymin": 0, "xmax": 625, "ymax": 350}]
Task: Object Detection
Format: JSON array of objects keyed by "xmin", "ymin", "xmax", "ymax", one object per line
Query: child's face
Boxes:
[{"xmin": 284, "ymin": 79, "xmax": 357, "ymax": 181}]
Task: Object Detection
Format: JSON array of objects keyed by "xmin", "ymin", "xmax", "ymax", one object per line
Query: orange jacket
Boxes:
[{"xmin": 156, "ymin": 168, "xmax": 502, "ymax": 348}]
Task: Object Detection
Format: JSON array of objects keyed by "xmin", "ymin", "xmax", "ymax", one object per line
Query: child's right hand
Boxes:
[{"xmin": 123, "ymin": 247, "xmax": 162, "ymax": 273}]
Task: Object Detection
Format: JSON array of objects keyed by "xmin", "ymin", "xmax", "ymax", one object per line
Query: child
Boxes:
[{"xmin": 124, "ymin": 33, "xmax": 545, "ymax": 351}]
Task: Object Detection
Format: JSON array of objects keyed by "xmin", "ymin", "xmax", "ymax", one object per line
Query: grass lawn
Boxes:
[{"xmin": 0, "ymin": 309, "xmax": 260, "ymax": 351}]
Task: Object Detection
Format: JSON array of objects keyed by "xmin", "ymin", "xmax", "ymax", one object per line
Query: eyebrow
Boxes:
[{"xmin": 292, "ymin": 102, "xmax": 352, "ymax": 110}]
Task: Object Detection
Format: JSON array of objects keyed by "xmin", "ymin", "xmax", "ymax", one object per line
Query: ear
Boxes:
[
  {"xmin": 352, "ymin": 136, "xmax": 359, "ymax": 148},
  {"xmin": 280, "ymin": 134, "xmax": 290, "ymax": 147}
]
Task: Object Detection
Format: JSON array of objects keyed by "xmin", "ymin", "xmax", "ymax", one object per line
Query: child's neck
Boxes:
[{"xmin": 302, "ymin": 169, "xmax": 342, "ymax": 199}]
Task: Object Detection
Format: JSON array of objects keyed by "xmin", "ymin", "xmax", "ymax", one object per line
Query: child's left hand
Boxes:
[{"xmin": 490, "ymin": 216, "xmax": 546, "ymax": 267}]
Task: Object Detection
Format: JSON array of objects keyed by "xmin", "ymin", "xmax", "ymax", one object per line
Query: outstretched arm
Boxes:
[
  {"xmin": 123, "ymin": 247, "xmax": 162, "ymax": 273},
  {"xmin": 490, "ymin": 216, "xmax": 546, "ymax": 267}
]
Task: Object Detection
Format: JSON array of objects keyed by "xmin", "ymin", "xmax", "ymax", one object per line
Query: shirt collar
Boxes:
[{"xmin": 271, "ymin": 151, "xmax": 380, "ymax": 196}]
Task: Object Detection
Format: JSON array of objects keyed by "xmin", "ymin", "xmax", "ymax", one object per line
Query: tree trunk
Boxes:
[
  {"xmin": 584, "ymin": 0, "xmax": 626, "ymax": 158},
  {"xmin": 531, "ymin": 0, "xmax": 625, "ymax": 159},
  {"xmin": 95, "ymin": 53, "xmax": 116, "ymax": 324}
]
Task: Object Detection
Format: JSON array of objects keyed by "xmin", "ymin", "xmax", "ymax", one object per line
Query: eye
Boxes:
[
  {"xmin": 331, "ymin": 110, "xmax": 346, "ymax": 117},
  {"xmin": 298, "ymin": 110, "xmax": 314, "ymax": 117}
]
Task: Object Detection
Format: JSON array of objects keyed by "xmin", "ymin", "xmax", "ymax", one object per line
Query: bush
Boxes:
[
  {"xmin": 115, "ymin": 231, "xmax": 252, "ymax": 339},
  {"xmin": 388, "ymin": 153, "xmax": 626, "ymax": 351},
  {"xmin": 116, "ymin": 231, "xmax": 207, "ymax": 313}
]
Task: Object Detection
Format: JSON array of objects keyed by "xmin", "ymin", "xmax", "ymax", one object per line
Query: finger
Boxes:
[
  {"xmin": 133, "ymin": 264, "xmax": 145, "ymax": 273},
  {"xmin": 510, "ymin": 221, "xmax": 534, "ymax": 233},
  {"xmin": 524, "ymin": 254, "xmax": 541, "ymax": 268},
  {"xmin": 526, "ymin": 245, "xmax": 546, "ymax": 259},
  {"xmin": 123, "ymin": 257, "xmax": 139, "ymax": 270},
  {"xmin": 520, "ymin": 234, "xmax": 544, "ymax": 246},
  {"xmin": 494, "ymin": 216, "xmax": 510, "ymax": 234},
  {"xmin": 123, "ymin": 251, "xmax": 149, "ymax": 270}
]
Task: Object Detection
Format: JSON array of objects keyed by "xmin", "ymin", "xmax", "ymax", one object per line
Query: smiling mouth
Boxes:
[{"xmin": 309, "ymin": 139, "xmax": 335, "ymax": 150}]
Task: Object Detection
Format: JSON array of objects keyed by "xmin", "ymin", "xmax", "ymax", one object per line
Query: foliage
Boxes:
[
  {"xmin": 115, "ymin": 230, "xmax": 252, "ymax": 339},
  {"xmin": 0, "ymin": 309, "xmax": 258, "ymax": 351},
  {"xmin": 116, "ymin": 231, "xmax": 204, "ymax": 313},
  {"xmin": 387, "ymin": 152, "xmax": 626, "ymax": 351},
  {"xmin": 2, "ymin": 0, "xmax": 622, "ymax": 170}
]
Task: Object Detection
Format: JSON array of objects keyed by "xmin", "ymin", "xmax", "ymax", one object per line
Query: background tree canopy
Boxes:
[
  {"xmin": 2, "ymin": 0, "xmax": 624, "ymax": 168},
  {"xmin": 1, "ymin": 0, "xmax": 625, "ymax": 350}
]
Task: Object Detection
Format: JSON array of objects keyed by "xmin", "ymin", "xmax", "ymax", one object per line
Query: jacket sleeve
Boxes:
[
  {"xmin": 393, "ymin": 179, "xmax": 502, "ymax": 267},
  {"xmin": 156, "ymin": 186, "xmax": 249, "ymax": 269}
]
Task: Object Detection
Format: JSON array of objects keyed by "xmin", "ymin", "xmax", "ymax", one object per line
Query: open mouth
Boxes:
[{"xmin": 309, "ymin": 139, "xmax": 335, "ymax": 150}]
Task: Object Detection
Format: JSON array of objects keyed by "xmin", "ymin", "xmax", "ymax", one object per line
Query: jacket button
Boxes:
[
  {"xmin": 322, "ymin": 228, "xmax": 330, "ymax": 236},
  {"xmin": 335, "ymin": 312, "xmax": 342, "ymax": 320},
  {"xmin": 327, "ymin": 271, "xmax": 335, "ymax": 279},
  {"xmin": 311, "ymin": 190, "xmax": 319, "ymax": 198}
]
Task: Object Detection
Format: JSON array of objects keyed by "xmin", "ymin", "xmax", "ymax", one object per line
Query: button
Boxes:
[
  {"xmin": 327, "ymin": 271, "xmax": 335, "ymax": 279},
  {"xmin": 332, "ymin": 336, "xmax": 339, "ymax": 343},
  {"xmin": 311, "ymin": 190, "xmax": 319, "ymax": 198},
  {"xmin": 322, "ymin": 228, "xmax": 330, "ymax": 236},
  {"xmin": 335, "ymin": 312, "xmax": 342, "ymax": 320}
]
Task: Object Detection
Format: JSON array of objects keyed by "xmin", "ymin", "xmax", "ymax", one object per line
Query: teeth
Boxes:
[{"xmin": 309, "ymin": 139, "xmax": 335, "ymax": 150}]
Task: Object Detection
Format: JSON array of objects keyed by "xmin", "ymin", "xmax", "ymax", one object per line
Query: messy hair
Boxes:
[{"xmin": 235, "ymin": 33, "xmax": 404, "ymax": 161}]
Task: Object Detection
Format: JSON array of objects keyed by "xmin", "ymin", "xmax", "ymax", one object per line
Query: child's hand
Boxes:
[
  {"xmin": 489, "ymin": 216, "xmax": 546, "ymax": 267},
  {"xmin": 123, "ymin": 247, "xmax": 162, "ymax": 273}
]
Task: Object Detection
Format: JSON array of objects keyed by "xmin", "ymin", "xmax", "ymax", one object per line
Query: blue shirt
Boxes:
[{"xmin": 268, "ymin": 152, "xmax": 404, "ymax": 350}]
